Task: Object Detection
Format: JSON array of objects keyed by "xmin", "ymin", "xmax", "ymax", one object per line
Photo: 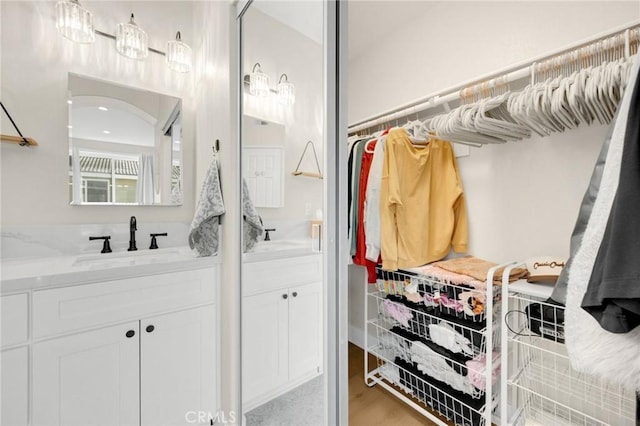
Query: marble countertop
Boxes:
[
  {"xmin": 243, "ymin": 239, "xmax": 321, "ymax": 262},
  {"xmin": 1, "ymin": 246, "xmax": 220, "ymax": 294},
  {"xmin": 1, "ymin": 236, "xmax": 321, "ymax": 294}
]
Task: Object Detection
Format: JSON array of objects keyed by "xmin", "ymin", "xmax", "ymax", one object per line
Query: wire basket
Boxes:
[
  {"xmin": 376, "ymin": 268, "xmax": 499, "ymax": 324},
  {"xmin": 505, "ymin": 291, "xmax": 637, "ymax": 426}
]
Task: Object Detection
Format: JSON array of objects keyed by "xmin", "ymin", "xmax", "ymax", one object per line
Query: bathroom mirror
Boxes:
[
  {"xmin": 242, "ymin": 115, "xmax": 285, "ymax": 208},
  {"xmin": 67, "ymin": 73, "xmax": 183, "ymax": 206}
]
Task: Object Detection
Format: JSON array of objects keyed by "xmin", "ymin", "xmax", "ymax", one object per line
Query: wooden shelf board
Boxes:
[
  {"xmin": 1, "ymin": 134, "xmax": 38, "ymax": 146},
  {"xmin": 291, "ymin": 171, "xmax": 323, "ymax": 179}
]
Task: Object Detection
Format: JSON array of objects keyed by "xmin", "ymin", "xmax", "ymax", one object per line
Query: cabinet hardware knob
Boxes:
[
  {"xmin": 292, "ymin": 292, "xmax": 298, "ymax": 297},
  {"xmin": 146, "ymin": 325, "xmax": 155, "ymax": 333},
  {"xmin": 126, "ymin": 330, "xmax": 135, "ymax": 338},
  {"xmin": 282, "ymin": 294, "xmax": 288, "ymax": 299}
]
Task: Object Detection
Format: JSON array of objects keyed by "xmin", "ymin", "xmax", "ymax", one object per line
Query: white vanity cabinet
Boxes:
[
  {"xmin": 242, "ymin": 254, "xmax": 322, "ymax": 410},
  {"xmin": 2, "ymin": 346, "xmax": 29, "ymax": 426},
  {"xmin": 32, "ymin": 321, "xmax": 141, "ymax": 426},
  {"xmin": 1, "ymin": 293, "xmax": 29, "ymax": 426},
  {"xmin": 287, "ymin": 281, "xmax": 322, "ymax": 382},
  {"xmin": 140, "ymin": 305, "xmax": 215, "ymax": 426},
  {"xmin": 2, "ymin": 264, "xmax": 219, "ymax": 426}
]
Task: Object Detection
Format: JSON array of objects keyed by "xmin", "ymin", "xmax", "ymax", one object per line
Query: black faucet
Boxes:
[
  {"xmin": 264, "ymin": 228, "xmax": 276, "ymax": 241},
  {"xmin": 89, "ymin": 235, "xmax": 112, "ymax": 253},
  {"xmin": 128, "ymin": 216, "xmax": 137, "ymax": 251},
  {"xmin": 149, "ymin": 233, "xmax": 167, "ymax": 249}
]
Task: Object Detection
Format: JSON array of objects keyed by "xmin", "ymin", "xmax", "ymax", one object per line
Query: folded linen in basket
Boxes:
[
  {"xmin": 465, "ymin": 352, "xmax": 500, "ymax": 391},
  {"xmin": 409, "ymin": 264, "xmax": 486, "ymax": 289},
  {"xmin": 410, "ymin": 341, "xmax": 476, "ymax": 396},
  {"xmin": 432, "ymin": 256, "xmax": 528, "ymax": 285},
  {"xmin": 378, "ymin": 329, "xmax": 412, "ymax": 361},
  {"xmin": 428, "ymin": 322, "xmax": 473, "ymax": 356},
  {"xmin": 395, "ymin": 357, "xmax": 484, "ymax": 426}
]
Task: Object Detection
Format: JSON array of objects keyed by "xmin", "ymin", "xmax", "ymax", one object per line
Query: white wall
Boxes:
[
  {"xmin": 0, "ymin": 1, "xmax": 195, "ymax": 226},
  {"xmin": 192, "ymin": 1, "xmax": 241, "ymax": 421},
  {"xmin": 347, "ymin": 1, "xmax": 640, "ymax": 346},
  {"xmin": 242, "ymin": 7, "xmax": 323, "ymax": 222}
]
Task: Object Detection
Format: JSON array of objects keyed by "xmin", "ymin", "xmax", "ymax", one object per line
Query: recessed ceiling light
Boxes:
[
  {"xmin": 98, "ymin": 106, "xmax": 108, "ymax": 111},
  {"xmin": 67, "ymin": 100, "xmax": 73, "ymax": 104},
  {"xmin": 103, "ymin": 130, "xmax": 111, "ymax": 134}
]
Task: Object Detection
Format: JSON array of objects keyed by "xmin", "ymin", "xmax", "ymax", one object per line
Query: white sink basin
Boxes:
[
  {"xmin": 244, "ymin": 239, "xmax": 319, "ymax": 262},
  {"xmin": 251, "ymin": 240, "xmax": 309, "ymax": 252},
  {"xmin": 72, "ymin": 247, "xmax": 192, "ymax": 269}
]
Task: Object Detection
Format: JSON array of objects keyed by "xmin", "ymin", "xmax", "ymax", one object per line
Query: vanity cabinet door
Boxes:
[
  {"xmin": 32, "ymin": 322, "xmax": 140, "ymax": 426},
  {"xmin": 1, "ymin": 346, "xmax": 28, "ymax": 426},
  {"xmin": 288, "ymin": 281, "xmax": 323, "ymax": 382},
  {"xmin": 140, "ymin": 305, "xmax": 216, "ymax": 426},
  {"xmin": 242, "ymin": 289, "xmax": 289, "ymax": 406}
]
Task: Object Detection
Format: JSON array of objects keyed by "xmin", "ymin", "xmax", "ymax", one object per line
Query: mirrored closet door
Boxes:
[{"xmin": 238, "ymin": 1, "xmax": 328, "ymax": 424}]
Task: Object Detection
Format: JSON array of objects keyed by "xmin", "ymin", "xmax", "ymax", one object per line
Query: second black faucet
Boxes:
[{"xmin": 128, "ymin": 216, "xmax": 137, "ymax": 251}]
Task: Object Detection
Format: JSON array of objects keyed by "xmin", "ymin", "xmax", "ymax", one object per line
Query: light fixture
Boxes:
[
  {"xmin": 249, "ymin": 63, "xmax": 270, "ymax": 97},
  {"xmin": 55, "ymin": 5, "xmax": 192, "ymax": 73},
  {"xmin": 98, "ymin": 106, "xmax": 108, "ymax": 111},
  {"xmin": 167, "ymin": 31, "xmax": 192, "ymax": 73},
  {"xmin": 277, "ymin": 74, "xmax": 296, "ymax": 106},
  {"xmin": 56, "ymin": 0, "xmax": 96, "ymax": 43},
  {"xmin": 56, "ymin": 0, "xmax": 95, "ymax": 43},
  {"xmin": 116, "ymin": 13, "xmax": 148, "ymax": 60}
]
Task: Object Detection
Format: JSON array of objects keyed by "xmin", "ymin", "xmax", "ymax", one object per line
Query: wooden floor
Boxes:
[{"xmin": 348, "ymin": 343, "xmax": 450, "ymax": 426}]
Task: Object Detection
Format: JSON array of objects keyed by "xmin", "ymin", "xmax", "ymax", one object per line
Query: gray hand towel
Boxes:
[
  {"xmin": 243, "ymin": 178, "xmax": 264, "ymax": 252},
  {"xmin": 189, "ymin": 159, "xmax": 225, "ymax": 256}
]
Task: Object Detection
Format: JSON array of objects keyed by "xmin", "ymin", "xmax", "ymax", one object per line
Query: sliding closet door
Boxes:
[{"xmin": 237, "ymin": 1, "xmax": 345, "ymax": 424}]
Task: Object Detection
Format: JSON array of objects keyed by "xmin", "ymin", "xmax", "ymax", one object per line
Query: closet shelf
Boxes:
[{"xmin": 348, "ymin": 21, "xmax": 639, "ymax": 137}]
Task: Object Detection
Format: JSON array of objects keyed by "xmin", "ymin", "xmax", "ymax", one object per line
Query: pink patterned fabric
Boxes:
[
  {"xmin": 439, "ymin": 294, "xmax": 464, "ymax": 313},
  {"xmin": 466, "ymin": 352, "xmax": 500, "ymax": 390},
  {"xmin": 383, "ymin": 299, "xmax": 412, "ymax": 327}
]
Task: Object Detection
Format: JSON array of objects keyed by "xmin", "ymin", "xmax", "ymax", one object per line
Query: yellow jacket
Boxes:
[{"xmin": 380, "ymin": 128, "xmax": 468, "ymax": 270}]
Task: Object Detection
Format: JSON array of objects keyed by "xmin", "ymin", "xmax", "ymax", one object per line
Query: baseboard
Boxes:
[{"xmin": 348, "ymin": 324, "xmax": 364, "ymax": 349}]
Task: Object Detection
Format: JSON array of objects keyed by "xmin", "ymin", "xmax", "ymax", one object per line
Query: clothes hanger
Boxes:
[{"xmin": 474, "ymin": 91, "xmax": 532, "ymax": 141}]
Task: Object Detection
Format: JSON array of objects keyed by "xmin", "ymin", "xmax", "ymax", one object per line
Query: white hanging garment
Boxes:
[{"xmin": 564, "ymin": 54, "xmax": 640, "ymax": 392}]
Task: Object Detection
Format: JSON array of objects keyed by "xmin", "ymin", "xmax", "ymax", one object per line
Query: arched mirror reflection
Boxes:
[{"xmin": 239, "ymin": 1, "xmax": 326, "ymax": 424}]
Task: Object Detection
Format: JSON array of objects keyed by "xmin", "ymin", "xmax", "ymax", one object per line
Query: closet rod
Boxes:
[{"xmin": 348, "ymin": 19, "xmax": 640, "ymax": 134}]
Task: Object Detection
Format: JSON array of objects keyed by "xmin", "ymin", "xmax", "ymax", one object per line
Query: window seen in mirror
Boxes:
[{"xmin": 69, "ymin": 152, "xmax": 139, "ymax": 204}]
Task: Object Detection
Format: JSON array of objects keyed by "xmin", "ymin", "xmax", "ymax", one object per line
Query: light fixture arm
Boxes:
[
  {"xmin": 252, "ymin": 62, "xmax": 263, "ymax": 73},
  {"xmin": 94, "ymin": 29, "xmax": 166, "ymax": 56},
  {"xmin": 278, "ymin": 73, "xmax": 289, "ymax": 84}
]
